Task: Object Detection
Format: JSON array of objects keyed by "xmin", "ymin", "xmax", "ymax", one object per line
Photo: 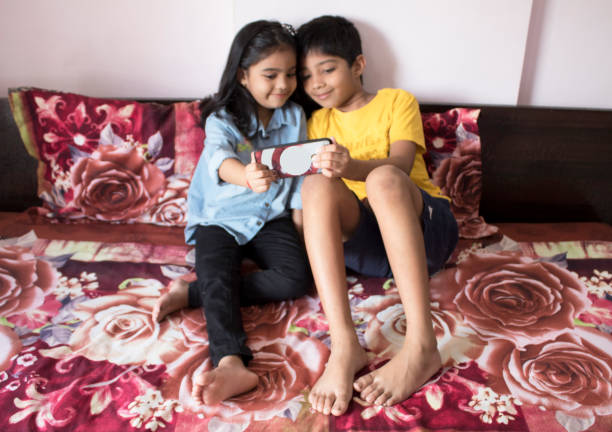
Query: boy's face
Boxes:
[{"xmin": 300, "ymin": 51, "xmax": 363, "ymax": 111}]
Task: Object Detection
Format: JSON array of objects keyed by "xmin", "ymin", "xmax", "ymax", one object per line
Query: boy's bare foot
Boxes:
[
  {"xmin": 152, "ymin": 278, "xmax": 189, "ymax": 322},
  {"xmin": 192, "ymin": 355, "xmax": 258, "ymax": 405},
  {"xmin": 353, "ymin": 343, "xmax": 442, "ymax": 407},
  {"xmin": 308, "ymin": 340, "xmax": 369, "ymax": 416}
]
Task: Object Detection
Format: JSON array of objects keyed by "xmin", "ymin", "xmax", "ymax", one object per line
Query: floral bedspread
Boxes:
[{"xmin": 1, "ymin": 232, "xmax": 611, "ymax": 432}]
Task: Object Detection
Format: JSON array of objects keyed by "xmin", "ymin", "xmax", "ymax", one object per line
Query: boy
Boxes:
[{"xmin": 296, "ymin": 16, "xmax": 458, "ymax": 416}]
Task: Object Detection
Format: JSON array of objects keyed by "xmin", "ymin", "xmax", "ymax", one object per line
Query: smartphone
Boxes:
[{"xmin": 253, "ymin": 138, "xmax": 331, "ymax": 178}]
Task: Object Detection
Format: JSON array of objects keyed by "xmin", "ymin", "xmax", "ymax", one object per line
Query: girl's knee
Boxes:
[{"xmin": 278, "ymin": 266, "xmax": 312, "ymax": 298}]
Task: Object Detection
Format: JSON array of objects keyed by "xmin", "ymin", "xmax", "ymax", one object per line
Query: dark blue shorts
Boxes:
[{"xmin": 343, "ymin": 189, "xmax": 458, "ymax": 278}]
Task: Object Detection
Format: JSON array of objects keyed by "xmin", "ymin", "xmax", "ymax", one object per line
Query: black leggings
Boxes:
[{"xmin": 188, "ymin": 217, "xmax": 311, "ymax": 366}]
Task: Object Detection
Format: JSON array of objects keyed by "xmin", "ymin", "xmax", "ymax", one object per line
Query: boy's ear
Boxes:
[{"xmin": 352, "ymin": 54, "xmax": 366, "ymax": 78}]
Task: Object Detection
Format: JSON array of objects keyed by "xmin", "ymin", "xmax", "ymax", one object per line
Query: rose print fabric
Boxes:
[
  {"xmin": 1, "ymin": 229, "xmax": 611, "ymax": 431},
  {"xmin": 423, "ymin": 108, "xmax": 499, "ymax": 239},
  {"xmin": 8, "ymin": 88, "xmax": 204, "ymax": 226},
  {"xmin": 11, "ymin": 89, "xmax": 496, "ymax": 239}
]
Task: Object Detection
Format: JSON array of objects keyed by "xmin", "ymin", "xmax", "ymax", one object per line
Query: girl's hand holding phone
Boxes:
[
  {"xmin": 312, "ymin": 137, "xmax": 351, "ymax": 178},
  {"xmin": 246, "ymin": 152, "xmax": 278, "ymax": 193}
]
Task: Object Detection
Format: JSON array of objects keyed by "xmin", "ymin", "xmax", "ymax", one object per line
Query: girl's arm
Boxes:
[
  {"xmin": 218, "ymin": 154, "xmax": 278, "ymax": 193},
  {"xmin": 218, "ymin": 157, "xmax": 249, "ymax": 187}
]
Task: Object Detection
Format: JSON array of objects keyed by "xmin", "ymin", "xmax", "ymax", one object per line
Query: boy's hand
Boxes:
[
  {"xmin": 245, "ymin": 152, "xmax": 278, "ymax": 193},
  {"xmin": 312, "ymin": 137, "xmax": 351, "ymax": 178}
]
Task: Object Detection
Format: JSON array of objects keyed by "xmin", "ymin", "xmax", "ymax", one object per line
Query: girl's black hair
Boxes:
[{"xmin": 200, "ymin": 20, "xmax": 297, "ymax": 138}]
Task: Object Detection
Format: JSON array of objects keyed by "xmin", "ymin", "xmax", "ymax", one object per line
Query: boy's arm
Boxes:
[
  {"xmin": 314, "ymin": 138, "xmax": 417, "ymax": 180},
  {"xmin": 344, "ymin": 139, "xmax": 417, "ymax": 180},
  {"xmin": 312, "ymin": 90, "xmax": 423, "ymax": 180}
]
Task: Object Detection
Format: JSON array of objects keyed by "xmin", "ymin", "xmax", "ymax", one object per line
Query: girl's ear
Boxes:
[
  {"xmin": 237, "ymin": 68, "xmax": 248, "ymax": 87},
  {"xmin": 352, "ymin": 54, "xmax": 366, "ymax": 78}
]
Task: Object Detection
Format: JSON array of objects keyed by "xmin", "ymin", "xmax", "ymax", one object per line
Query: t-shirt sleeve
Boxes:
[
  {"xmin": 307, "ymin": 111, "xmax": 322, "ymax": 139},
  {"xmin": 203, "ymin": 114, "xmax": 240, "ymax": 184},
  {"xmin": 389, "ymin": 90, "xmax": 426, "ymax": 152}
]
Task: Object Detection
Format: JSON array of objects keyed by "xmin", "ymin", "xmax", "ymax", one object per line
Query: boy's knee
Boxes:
[
  {"xmin": 366, "ymin": 165, "xmax": 421, "ymax": 208},
  {"xmin": 301, "ymin": 174, "xmax": 344, "ymax": 203},
  {"xmin": 366, "ymin": 165, "xmax": 407, "ymax": 197},
  {"xmin": 302, "ymin": 174, "xmax": 330, "ymax": 195}
]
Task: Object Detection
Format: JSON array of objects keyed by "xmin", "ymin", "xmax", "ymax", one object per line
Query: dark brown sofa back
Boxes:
[
  {"xmin": 1, "ymin": 97, "xmax": 611, "ymax": 223},
  {"xmin": 1, "ymin": 97, "xmax": 40, "ymax": 210},
  {"xmin": 423, "ymin": 104, "xmax": 612, "ymax": 224}
]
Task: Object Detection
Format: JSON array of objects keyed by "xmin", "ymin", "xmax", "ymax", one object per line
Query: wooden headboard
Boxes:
[
  {"xmin": 1, "ymin": 97, "xmax": 611, "ymax": 223},
  {"xmin": 421, "ymin": 104, "xmax": 612, "ymax": 224}
]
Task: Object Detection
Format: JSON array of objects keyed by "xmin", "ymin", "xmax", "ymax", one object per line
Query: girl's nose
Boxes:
[{"xmin": 276, "ymin": 76, "xmax": 289, "ymax": 91}]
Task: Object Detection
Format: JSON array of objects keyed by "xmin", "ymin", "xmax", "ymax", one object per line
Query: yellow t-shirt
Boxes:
[{"xmin": 307, "ymin": 88, "xmax": 447, "ymax": 201}]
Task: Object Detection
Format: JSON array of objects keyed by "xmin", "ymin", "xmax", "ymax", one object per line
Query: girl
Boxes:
[{"xmin": 152, "ymin": 20, "xmax": 310, "ymax": 406}]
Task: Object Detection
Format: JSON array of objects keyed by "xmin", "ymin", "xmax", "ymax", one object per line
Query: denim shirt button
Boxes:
[
  {"xmin": 264, "ymin": 202, "xmax": 270, "ymax": 208},
  {"xmin": 256, "ymin": 220, "xmax": 263, "ymax": 226}
]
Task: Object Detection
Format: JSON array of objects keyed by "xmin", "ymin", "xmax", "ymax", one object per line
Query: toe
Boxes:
[
  {"xmin": 374, "ymin": 392, "xmax": 392, "ymax": 406},
  {"xmin": 309, "ymin": 391, "xmax": 322, "ymax": 412},
  {"xmin": 384, "ymin": 394, "xmax": 400, "ymax": 407},
  {"xmin": 308, "ymin": 390, "xmax": 316, "ymax": 408},
  {"xmin": 359, "ymin": 380, "xmax": 376, "ymax": 400},
  {"xmin": 354, "ymin": 373, "xmax": 373, "ymax": 392},
  {"xmin": 322, "ymin": 394, "xmax": 334, "ymax": 415},
  {"xmin": 312, "ymin": 392, "xmax": 324, "ymax": 413},
  {"xmin": 191, "ymin": 385, "xmax": 203, "ymax": 404},
  {"xmin": 364, "ymin": 386, "xmax": 384, "ymax": 404},
  {"xmin": 331, "ymin": 397, "xmax": 349, "ymax": 416}
]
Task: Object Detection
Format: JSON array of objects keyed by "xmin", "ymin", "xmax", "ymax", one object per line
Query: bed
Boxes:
[{"xmin": 1, "ymin": 88, "xmax": 611, "ymax": 432}]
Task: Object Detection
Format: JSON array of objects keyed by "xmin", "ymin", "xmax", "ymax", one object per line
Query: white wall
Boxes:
[
  {"xmin": 235, "ymin": 0, "xmax": 532, "ymax": 106},
  {"xmin": 0, "ymin": 0, "xmax": 232, "ymax": 98},
  {"xmin": 1, "ymin": 0, "xmax": 611, "ymax": 109},
  {"xmin": 518, "ymin": 0, "xmax": 612, "ymax": 109}
]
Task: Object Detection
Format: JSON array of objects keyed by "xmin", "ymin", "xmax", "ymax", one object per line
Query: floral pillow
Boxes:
[
  {"xmin": 422, "ymin": 108, "xmax": 498, "ymax": 239},
  {"xmin": 8, "ymin": 87, "xmax": 204, "ymax": 226}
]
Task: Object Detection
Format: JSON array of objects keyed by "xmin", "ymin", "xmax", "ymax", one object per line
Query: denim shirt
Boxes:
[{"xmin": 185, "ymin": 101, "xmax": 306, "ymax": 245}]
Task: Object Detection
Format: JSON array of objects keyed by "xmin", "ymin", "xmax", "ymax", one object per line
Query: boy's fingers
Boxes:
[
  {"xmin": 251, "ymin": 152, "xmax": 255, "ymax": 163},
  {"xmin": 322, "ymin": 168, "xmax": 334, "ymax": 178}
]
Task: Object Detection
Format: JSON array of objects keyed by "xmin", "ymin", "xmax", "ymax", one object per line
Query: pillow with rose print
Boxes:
[
  {"xmin": 8, "ymin": 87, "xmax": 204, "ymax": 226},
  {"xmin": 422, "ymin": 108, "xmax": 498, "ymax": 239}
]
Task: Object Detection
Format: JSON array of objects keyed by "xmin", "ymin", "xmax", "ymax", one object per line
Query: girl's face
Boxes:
[{"xmin": 240, "ymin": 47, "xmax": 297, "ymax": 114}]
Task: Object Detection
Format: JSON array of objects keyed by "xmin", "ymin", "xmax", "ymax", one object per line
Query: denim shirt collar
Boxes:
[{"xmin": 248, "ymin": 103, "xmax": 298, "ymax": 138}]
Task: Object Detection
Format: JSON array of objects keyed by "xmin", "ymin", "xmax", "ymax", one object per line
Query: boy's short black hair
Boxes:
[{"xmin": 296, "ymin": 15, "xmax": 362, "ymax": 66}]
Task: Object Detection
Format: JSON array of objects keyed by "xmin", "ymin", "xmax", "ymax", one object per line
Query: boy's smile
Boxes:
[{"xmin": 300, "ymin": 51, "xmax": 370, "ymax": 112}]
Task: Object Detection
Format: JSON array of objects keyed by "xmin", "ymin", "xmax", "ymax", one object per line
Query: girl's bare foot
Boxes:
[
  {"xmin": 353, "ymin": 342, "xmax": 442, "ymax": 407},
  {"xmin": 308, "ymin": 340, "xmax": 369, "ymax": 416},
  {"xmin": 192, "ymin": 355, "xmax": 258, "ymax": 405},
  {"xmin": 152, "ymin": 278, "xmax": 190, "ymax": 322}
]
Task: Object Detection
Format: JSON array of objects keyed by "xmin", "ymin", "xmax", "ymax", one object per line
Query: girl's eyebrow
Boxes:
[{"xmin": 261, "ymin": 66, "xmax": 297, "ymax": 72}]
